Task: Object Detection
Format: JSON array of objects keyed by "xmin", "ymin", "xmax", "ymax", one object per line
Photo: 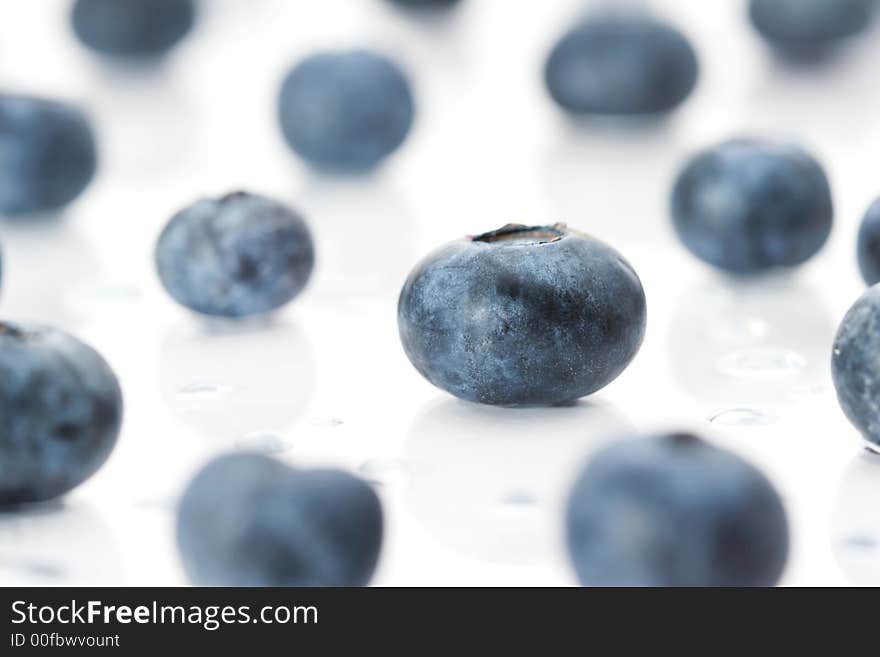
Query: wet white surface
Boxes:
[{"xmin": 1, "ymin": 0, "xmax": 879, "ymax": 586}]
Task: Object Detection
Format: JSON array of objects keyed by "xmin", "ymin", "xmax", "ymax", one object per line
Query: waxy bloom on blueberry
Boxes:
[
  {"xmin": 278, "ymin": 50, "xmax": 415, "ymax": 171},
  {"xmin": 398, "ymin": 224, "xmax": 646, "ymax": 406},
  {"xmin": 0, "ymin": 323, "xmax": 123, "ymax": 505},
  {"xmin": 545, "ymin": 13, "xmax": 698, "ymax": 116},
  {"xmin": 671, "ymin": 138, "xmax": 833, "ymax": 274},
  {"xmin": 71, "ymin": 0, "xmax": 196, "ymax": 58},
  {"xmin": 177, "ymin": 453, "xmax": 384, "ymax": 587},
  {"xmin": 749, "ymin": 0, "xmax": 873, "ymax": 58},
  {"xmin": 832, "ymin": 286, "xmax": 880, "ymax": 450},
  {"xmin": 0, "ymin": 94, "xmax": 96, "ymax": 215},
  {"xmin": 155, "ymin": 191, "xmax": 314, "ymax": 318},
  {"xmin": 566, "ymin": 433, "xmax": 789, "ymax": 587}
]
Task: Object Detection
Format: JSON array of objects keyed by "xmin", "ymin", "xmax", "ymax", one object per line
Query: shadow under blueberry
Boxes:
[
  {"xmin": 0, "ymin": 499, "xmax": 122, "ymax": 585},
  {"xmin": 830, "ymin": 451, "xmax": 880, "ymax": 586},
  {"xmin": 401, "ymin": 396, "xmax": 634, "ymax": 565},
  {"xmin": 667, "ymin": 272, "xmax": 834, "ymax": 419},
  {"xmin": 158, "ymin": 319, "xmax": 314, "ymax": 445},
  {"xmin": 0, "ymin": 215, "xmax": 101, "ymax": 327}
]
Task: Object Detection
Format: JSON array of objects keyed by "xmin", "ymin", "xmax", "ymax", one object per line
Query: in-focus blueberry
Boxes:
[
  {"xmin": 398, "ymin": 223, "xmax": 646, "ymax": 406},
  {"xmin": 278, "ymin": 50, "xmax": 415, "ymax": 171},
  {"xmin": 832, "ymin": 286, "xmax": 880, "ymax": 450},
  {"xmin": 671, "ymin": 138, "xmax": 833, "ymax": 274},
  {"xmin": 857, "ymin": 198, "xmax": 880, "ymax": 286},
  {"xmin": 177, "ymin": 453, "xmax": 383, "ymax": 587},
  {"xmin": 0, "ymin": 94, "xmax": 97, "ymax": 215},
  {"xmin": 71, "ymin": 0, "xmax": 196, "ymax": 58},
  {"xmin": 155, "ymin": 191, "xmax": 315, "ymax": 318},
  {"xmin": 0, "ymin": 322, "xmax": 122, "ymax": 505},
  {"xmin": 545, "ymin": 13, "xmax": 698, "ymax": 116},
  {"xmin": 566, "ymin": 433, "xmax": 789, "ymax": 587},
  {"xmin": 749, "ymin": 0, "xmax": 873, "ymax": 57}
]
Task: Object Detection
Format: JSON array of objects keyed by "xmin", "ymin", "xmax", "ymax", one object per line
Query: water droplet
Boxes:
[
  {"xmin": 709, "ymin": 408, "xmax": 778, "ymax": 426},
  {"xmin": 359, "ymin": 459, "xmax": 409, "ymax": 487},
  {"xmin": 716, "ymin": 347, "xmax": 806, "ymax": 378},
  {"xmin": 234, "ymin": 432, "xmax": 290, "ymax": 454},
  {"xmin": 841, "ymin": 535, "xmax": 877, "ymax": 551},
  {"xmin": 175, "ymin": 382, "xmax": 238, "ymax": 399},
  {"xmin": 310, "ymin": 417, "xmax": 344, "ymax": 427},
  {"xmin": 498, "ymin": 490, "xmax": 538, "ymax": 509}
]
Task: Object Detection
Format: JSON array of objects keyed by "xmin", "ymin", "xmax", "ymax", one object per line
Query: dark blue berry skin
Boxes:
[
  {"xmin": 0, "ymin": 95, "xmax": 96, "ymax": 215},
  {"xmin": 155, "ymin": 192, "xmax": 314, "ymax": 318},
  {"xmin": 749, "ymin": 0, "xmax": 873, "ymax": 57},
  {"xmin": 671, "ymin": 139, "xmax": 833, "ymax": 274},
  {"xmin": 545, "ymin": 14, "xmax": 698, "ymax": 116},
  {"xmin": 71, "ymin": 0, "xmax": 196, "ymax": 58},
  {"xmin": 278, "ymin": 50, "xmax": 415, "ymax": 171},
  {"xmin": 832, "ymin": 286, "xmax": 880, "ymax": 449},
  {"xmin": 0, "ymin": 323, "xmax": 122, "ymax": 506},
  {"xmin": 177, "ymin": 453, "xmax": 383, "ymax": 587},
  {"xmin": 398, "ymin": 224, "xmax": 646, "ymax": 406},
  {"xmin": 566, "ymin": 433, "xmax": 789, "ymax": 587},
  {"xmin": 857, "ymin": 198, "xmax": 880, "ymax": 286}
]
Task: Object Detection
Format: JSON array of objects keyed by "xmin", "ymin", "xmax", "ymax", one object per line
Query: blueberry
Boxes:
[
  {"xmin": 398, "ymin": 223, "xmax": 646, "ymax": 406},
  {"xmin": 71, "ymin": 0, "xmax": 196, "ymax": 58},
  {"xmin": 857, "ymin": 198, "xmax": 880, "ymax": 286},
  {"xmin": 671, "ymin": 138, "xmax": 833, "ymax": 274},
  {"xmin": 177, "ymin": 453, "xmax": 383, "ymax": 587},
  {"xmin": 544, "ymin": 13, "xmax": 698, "ymax": 116},
  {"xmin": 832, "ymin": 286, "xmax": 880, "ymax": 449},
  {"xmin": 278, "ymin": 50, "xmax": 415, "ymax": 171},
  {"xmin": 0, "ymin": 94, "xmax": 97, "ymax": 215},
  {"xmin": 566, "ymin": 433, "xmax": 789, "ymax": 587},
  {"xmin": 749, "ymin": 0, "xmax": 873, "ymax": 57},
  {"xmin": 0, "ymin": 323, "xmax": 122, "ymax": 505},
  {"xmin": 155, "ymin": 191, "xmax": 315, "ymax": 318}
]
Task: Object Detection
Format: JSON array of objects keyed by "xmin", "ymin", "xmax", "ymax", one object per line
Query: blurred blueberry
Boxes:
[
  {"xmin": 71, "ymin": 0, "xmax": 196, "ymax": 58},
  {"xmin": 545, "ymin": 13, "xmax": 698, "ymax": 116},
  {"xmin": 0, "ymin": 323, "xmax": 122, "ymax": 505},
  {"xmin": 857, "ymin": 198, "xmax": 880, "ymax": 285},
  {"xmin": 177, "ymin": 453, "xmax": 383, "ymax": 587},
  {"xmin": 671, "ymin": 138, "xmax": 833, "ymax": 274},
  {"xmin": 749, "ymin": 0, "xmax": 873, "ymax": 58},
  {"xmin": 0, "ymin": 94, "xmax": 96, "ymax": 215},
  {"xmin": 155, "ymin": 191, "xmax": 314, "ymax": 318},
  {"xmin": 566, "ymin": 433, "xmax": 789, "ymax": 587},
  {"xmin": 833, "ymin": 286, "xmax": 880, "ymax": 449},
  {"xmin": 398, "ymin": 223, "xmax": 646, "ymax": 406},
  {"xmin": 278, "ymin": 50, "xmax": 415, "ymax": 171}
]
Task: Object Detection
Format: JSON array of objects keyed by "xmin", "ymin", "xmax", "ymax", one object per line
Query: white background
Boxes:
[{"xmin": 1, "ymin": 0, "xmax": 879, "ymax": 586}]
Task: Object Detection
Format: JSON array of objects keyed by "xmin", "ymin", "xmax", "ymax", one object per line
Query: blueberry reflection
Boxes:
[
  {"xmin": 0, "ymin": 217, "xmax": 100, "ymax": 327},
  {"xmin": 542, "ymin": 117, "xmax": 687, "ymax": 246},
  {"xmin": 668, "ymin": 274, "xmax": 833, "ymax": 414},
  {"xmin": 402, "ymin": 397, "xmax": 633, "ymax": 565},
  {"xmin": 0, "ymin": 501, "xmax": 122, "ymax": 585},
  {"xmin": 298, "ymin": 176, "xmax": 414, "ymax": 299},
  {"xmin": 831, "ymin": 451, "xmax": 880, "ymax": 585},
  {"xmin": 86, "ymin": 67, "xmax": 196, "ymax": 178},
  {"xmin": 159, "ymin": 319, "xmax": 314, "ymax": 443}
]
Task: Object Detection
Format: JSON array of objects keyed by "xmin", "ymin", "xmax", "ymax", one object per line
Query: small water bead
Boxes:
[
  {"xmin": 175, "ymin": 382, "xmax": 239, "ymax": 399},
  {"xmin": 709, "ymin": 407, "xmax": 778, "ymax": 426},
  {"xmin": 716, "ymin": 347, "xmax": 807, "ymax": 378}
]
